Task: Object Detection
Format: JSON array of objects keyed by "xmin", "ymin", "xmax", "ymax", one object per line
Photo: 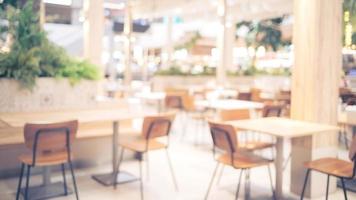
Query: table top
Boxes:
[
  {"xmin": 227, "ymin": 117, "xmax": 339, "ymax": 138},
  {"xmin": 338, "ymin": 106, "xmax": 356, "ymax": 125},
  {"xmin": 195, "ymin": 99, "xmax": 264, "ymax": 110},
  {"xmin": 135, "ymin": 92, "xmax": 166, "ymax": 100},
  {"xmin": 0, "ymin": 107, "xmax": 154, "ymax": 128}
]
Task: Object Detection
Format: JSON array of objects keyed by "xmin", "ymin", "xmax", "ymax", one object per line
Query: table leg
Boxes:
[
  {"xmin": 244, "ymin": 169, "xmax": 251, "ymax": 200},
  {"xmin": 43, "ymin": 166, "xmax": 51, "ymax": 185},
  {"xmin": 20, "ymin": 166, "xmax": 73, "ymax": 200},
  {"xmin": 158, "ymin": 99, "xmax": 162, "ymax": 113},
  {"xmin": 275, "ymin": 137, "xmax": 284, "ymax": 199},
  {"xmin": 92, "ymin": 121, "xmax": 138, "ymax": 186}
]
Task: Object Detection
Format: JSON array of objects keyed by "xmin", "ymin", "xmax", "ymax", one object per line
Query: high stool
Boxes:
[
  {"xmin": 16, "ymin": 120, "xmax": 79, "ymax": 200},
  {"xmin": 205, "ymin": 121, "xmax": 276, "ymax": 200},
  {"xmin": 300, "ymin": 135, "xmax": 356, "ymax": 200},
  {"xmin": 114, "ymin": 113, "xmax": 178, "ymax": 200}
]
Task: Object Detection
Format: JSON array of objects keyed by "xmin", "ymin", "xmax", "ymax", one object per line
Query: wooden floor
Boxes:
[{"xmin": 0, "ymin": 113, "xmax": 355, "ymax": 200}]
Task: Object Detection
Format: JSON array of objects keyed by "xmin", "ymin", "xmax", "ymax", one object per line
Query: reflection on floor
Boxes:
[{"xmin": 0, "ymin": 113, "xmax": 355, "ymax": 200}]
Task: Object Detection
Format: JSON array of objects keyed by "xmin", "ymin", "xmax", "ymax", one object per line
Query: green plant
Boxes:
[
  {"xmin": 174, "ymin": 32, "xmax": 201, "ymax": 50},
  {"xmin": 236, "ymin": 17, "xmax": 290, "ymax": 52},
  {"xmin": 0, "ymin": 0, "xmax": 100, "ymax": 90}
]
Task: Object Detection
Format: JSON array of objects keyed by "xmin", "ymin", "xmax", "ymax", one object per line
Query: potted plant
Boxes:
[{"xmin": 0, "ymin": 0, "xmax": 101, "ymax": 112}]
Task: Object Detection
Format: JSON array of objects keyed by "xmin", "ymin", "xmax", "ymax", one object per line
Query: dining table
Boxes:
[
  {"xmin": 194, "ymin": 99, "xmax": 264, "ymax": 110},
  {"xmin": 0, "ymin": 105, "xmax": 155, "ymax": 200},
  {"xmin": 134, "ymin": 91, "xmax": 166, "ymax": 112},
  {"xmin": 227, "ymin": 117, "xmax": 339, "ymax": 200}
]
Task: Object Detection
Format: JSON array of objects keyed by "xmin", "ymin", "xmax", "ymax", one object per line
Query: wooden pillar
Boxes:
[
  {"xmin": 39, "ymin": 0, "xmax": 45, "ymax": 26},
  {"xmin": 83, "ymin": 0, "xmax": 104, "ymax": 68},
  {"xmin": 216, "ymin": 0, "xmax": 234, "ymax": 86},
  {"xmin": 290, "ymin": 0, "xmax": 342, "ymax": 198},
  {"xmin": 123, "ymin": 1, "xmax": 133, "ymax": 85}
]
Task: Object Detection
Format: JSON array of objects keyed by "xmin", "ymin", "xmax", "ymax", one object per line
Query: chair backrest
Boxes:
[
  {"xmin": 237, "ymin": 92, "xmax": 251, "ymax": 101},
  {"xmin": 24, "ymin": 120, "xmax": 78, "ymax": 164},
  {"xmin": 142, "ymin": 113, "xmax": 176, "ymax": 139},
  {"xmin": 251, "ymin": 88, "xmax": 262, "ymax": 102},
  {"xmin": 218, "ymin": 109, "xmax": 250, "ymax": 121},
  {"xmin": 346, "ymin": 97, "xmax": 356, "ymax": 106},
  {"xmin": 182, "ymin": 94, "xmax": 196, "ymax": 111},
  {"xmin": 208, "ymin": 121, "xmax": 237, "ymax": 154},
  {"xmin": 262, "ymin": 105, "xmax": 284, "ymax": 117}
]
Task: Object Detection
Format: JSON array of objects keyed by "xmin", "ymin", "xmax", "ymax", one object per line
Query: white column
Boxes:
[
  {"xmin": 290, "ymin": 0, "xmax": 342, "ymax": 198},
  {"xmin": 142, "ymin": 49, "xmax": 149, "ymax": 81},
  {"xmin": 216, "ymin": 0, "xmax": 234, "ymax": 86},
  {"xmin": 83, "ymin": 0, "xmax": 104, "ymax": 68},
  {"xmin": 123, "ymin": 2, "xmax": 133, "ymax": 85},
  {"xmin": 71, "ymin": 0, "xmax": 83, "ymax": 25},
  {"xmin": 163, "ymin": 16, "xmax": 174, "ymax": 69}
]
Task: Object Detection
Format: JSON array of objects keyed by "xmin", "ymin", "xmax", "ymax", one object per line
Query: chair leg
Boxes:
[
  {"xmin": 24, "ymin": 165, "xmax": 31, "ymax": 200},
  {"xmin": 326, "ymin": 175, "xmax": 330, "ymax": 200},
  {"xmin": 267, "ymin": 165, "xmax": 276, "ymax": 200},
  {"xmin": 146, "ymin": 152, "xmax": 150, "ymax": 181},
  {"xmin": 165, "ymin": 149, "xmax": 179, "ymax": 191},
  {"xmin": 68, "ymin": 160, "xmax": 79, "ymax": 200},
  {"xmin": 139, "ymin": 158, "xmax": 144, "ymax": 200},
  {"xmin": 204, "ymin": 162, "xmax": 220, "ymax": 200},
  {"xmin": 16, "ymin": 163, "xmax": 25, "ymax": 200},
  {"xmin": 216, "ymin": 165, "xmax": 225, "ymax": 186},
  {"xmin": 61, "ymin": 163, "xmax": 68, "ymax": 195},
  {"xmin": 300, "ymin": 169, "xmax": 311, "ymax": 200},
  {"xmin": 114, "ymin": 148, "xmax": 125, "ymax": 189},
  {"xmin": 341, "ymin": 178, "xmax": 348, "ymax": 200},
  {"xmin": 235, "ymin": 169, "xmax": 244, "ymax": 200},
  {"xmin": 344, "ymin": 130, "xmax": 349, "ymax": 149}
]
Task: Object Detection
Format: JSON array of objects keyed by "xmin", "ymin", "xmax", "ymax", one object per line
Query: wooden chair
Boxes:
[
  {"xmin": 215, "ymin": 109, "xmax": 275, "ymax": 185},
  {"xmin": 251, "ymin": 88, "xmax": 262, "ymax": 102},
  {"xmin": 300, "ymin": 135, "xmax": 356, "ymax": 200},
  {"xmin": 218, "ymin": 109, "xmax": 275, "ymax": 151},
  {"xmin": 205, "ymin": 121, "xmax": 275, "ymax": 200},
  {"xmin": 16, "ymin": 120, "xmax": 79, "ymax": 200},
  {"xmin": 164, "ymin": 88, "xmax": 189, "ymax": 110},
  {"xmin": 262, "ymin": 104, "xmax": 284, "ymax": 117},
  {"xmin": 181, "ymin": 94, "xmax": 212, "ymax": 144},
  {"xmin": 114, "ymin": 113, "xmax": 178, "ymax": 200},
  {"xmin": 237, "ymin": 92, "xmax": 252, "ymax": 101}
]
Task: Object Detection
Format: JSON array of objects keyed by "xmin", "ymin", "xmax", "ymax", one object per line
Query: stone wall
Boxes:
[{"xmin": 0, "ymin": 78, "xmax": 101, "ymax": 112}]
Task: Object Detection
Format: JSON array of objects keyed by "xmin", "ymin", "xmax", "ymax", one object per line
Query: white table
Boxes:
[
  {"xmin": 135, "ymin": 92, "xmax": 166, "ymax": 112},
  {"xmin": 227, "ymin": 117, "xmax": 338, "ymax": 199},
  {"xmin": 195, "ymin": 99, "xmax": 264, "ymax": 110}
]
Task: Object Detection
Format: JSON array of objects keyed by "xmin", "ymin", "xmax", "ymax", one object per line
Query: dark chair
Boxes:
[
  {"xmin": 205, "ymin": 121, "xmax": 276, "ymax": 200},
  {"xmin": 262, "ymin": 104, "xmax": 284, "ymax": 117},
  {"xmin": 237, "ymin": 92, "xmax": 252, "ymax": 101},
  {"xmin": 114, "ymin": 113, "xmax": 178, "ymax": 200},
  {"xmin": 300, "ymin": 135, "xmax": 356, "ymax": 200},
  {"xmin": 16, "ymin": 120, "xmax": 79, "ymax": 200}
]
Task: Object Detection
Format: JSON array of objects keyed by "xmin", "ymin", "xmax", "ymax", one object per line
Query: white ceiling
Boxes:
[{"xmin": 132, "ymin": 0, "xmax": 293, "ymax": 22}]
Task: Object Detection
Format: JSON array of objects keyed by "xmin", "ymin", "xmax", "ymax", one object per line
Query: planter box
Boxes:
[
  {"xmin": 0, "ymin": 78, "xmax": 101, "ymax": 112},
  {"xmin": 152, "ymin": 75, "xmax": 290, "ymax": 93}
]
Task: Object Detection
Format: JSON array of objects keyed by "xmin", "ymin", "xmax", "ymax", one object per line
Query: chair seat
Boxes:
[
  {"xmin": 304, "ymin": 158, "xmax": 354, "ymax": 178},
  {"xmin": 239, "ymin": 141, "xmax": 275, "ymax": 151},
  {"xmin": 218, "ymin": 152, "xmax": 272, "ymax": 169},
  {"xmin": 119, "ymin": 138, "xmax": 167, "ymax": 152},
  {"xmin": 19, "ymin": 151, "xmax": 69, "ymax": 166}
]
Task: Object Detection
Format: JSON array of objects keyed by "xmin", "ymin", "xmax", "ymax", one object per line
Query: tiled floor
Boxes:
[{"xmin": 1, "ymin": 113, "xmax": 355, "ymax": 200}]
